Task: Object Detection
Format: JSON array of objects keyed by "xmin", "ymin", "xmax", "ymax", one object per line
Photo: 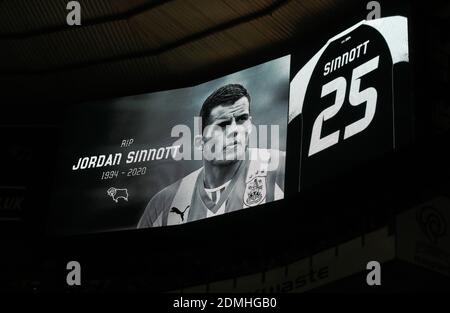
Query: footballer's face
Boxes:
[{"xmin": 202, "ymin": 96, "xmax": 252, "ymax": 165}]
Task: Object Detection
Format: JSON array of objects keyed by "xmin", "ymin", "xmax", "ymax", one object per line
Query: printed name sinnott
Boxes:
[{"xmin": 324, "ymin": 40, "xmax": 370, "ymax": 76}]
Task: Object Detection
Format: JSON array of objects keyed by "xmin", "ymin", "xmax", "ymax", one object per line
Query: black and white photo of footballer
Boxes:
[
  {"xmin": 49, "ymin": 55, "xmax": 289, "ymax": 235},
  {"xmin": 138, "ymin": 84, "xmax": 286, "ymax": 227}
]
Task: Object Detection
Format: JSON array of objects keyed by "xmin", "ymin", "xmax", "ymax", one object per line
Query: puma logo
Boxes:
[{"xmin": 170, "ymin": 205, "xmax": 190, "ymax": 222}]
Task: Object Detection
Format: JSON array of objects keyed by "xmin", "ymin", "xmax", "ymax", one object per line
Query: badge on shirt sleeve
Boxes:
[{"xmin": 244, "ymin": 172, "xmax": 267, "ymax": 207}]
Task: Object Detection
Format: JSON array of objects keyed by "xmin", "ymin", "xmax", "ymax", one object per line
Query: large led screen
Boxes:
[
  {"xmin": 50, "ymin": 56, "xmax": 290, "ymax": 234},
  {"xmin": 289, "ymin": 16, "xmax": 410, "ymax": 191}
]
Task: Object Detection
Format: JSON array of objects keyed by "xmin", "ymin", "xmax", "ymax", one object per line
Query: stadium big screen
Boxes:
[
  {"xmin": 50, "ymin": 56, "xmax": 290, "ymax": 235},
  {"xmin": 289, "ymin": 16, "xmax": 411, "ymax": 191},
  {"xmin": 49, "ymin": 15, "xmax": 412, "ymax": 236}
]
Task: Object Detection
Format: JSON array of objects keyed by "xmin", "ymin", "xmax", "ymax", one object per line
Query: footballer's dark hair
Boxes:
[{"xmin": 199, "ymin": 84, "xmax": 251, "ymax": 131}]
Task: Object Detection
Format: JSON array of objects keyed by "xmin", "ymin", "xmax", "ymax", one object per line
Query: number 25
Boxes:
[{"xmin": 308, "ymin": 56, "xmax": 380, "ymax": 157}]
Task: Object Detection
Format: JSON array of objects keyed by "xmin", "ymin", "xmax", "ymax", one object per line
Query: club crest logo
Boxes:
[
  {"xmin": 244, "ymin": 176, "xmax": 266, "ymax": 207},
  {"xmin": 107, "ymin": 187, "xmax": 129, "ymax": 203}
]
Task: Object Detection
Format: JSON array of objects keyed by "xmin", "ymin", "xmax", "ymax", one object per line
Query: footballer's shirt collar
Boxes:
[
  {"xmin": 205, "ymin": 181, "xmax": 230, "ymax": 204},
  {"xmin": 194, "ymin": 158, "xmax": 249, "ymax": 216}
]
